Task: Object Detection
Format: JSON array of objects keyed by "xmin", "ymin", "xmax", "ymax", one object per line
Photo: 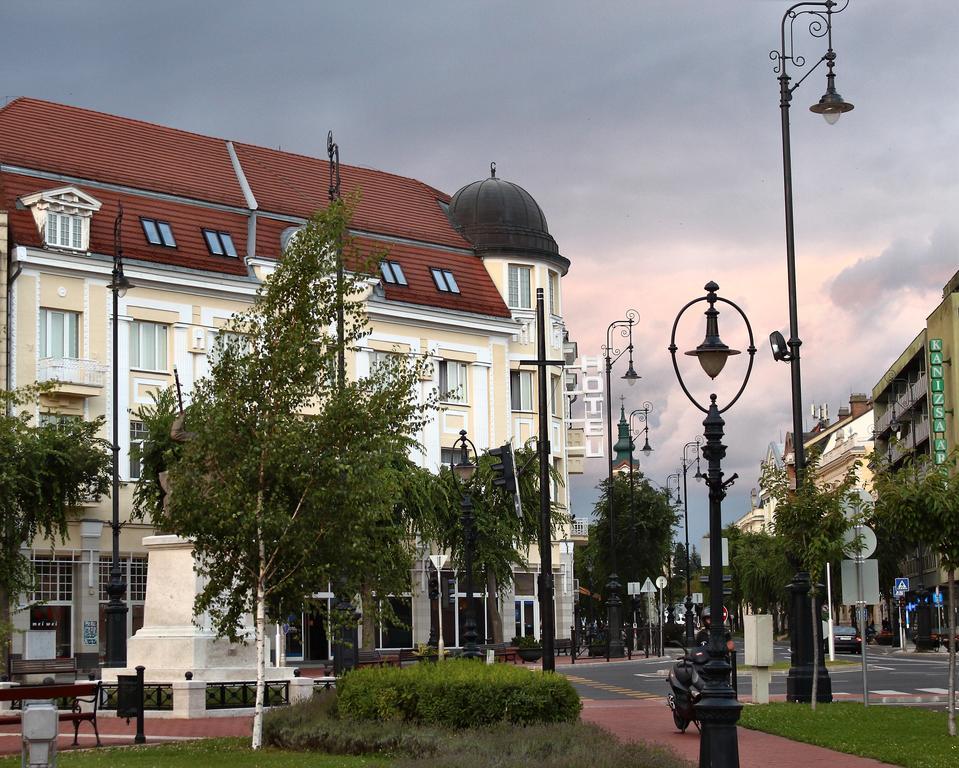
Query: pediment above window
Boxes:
[{"xmin": 18, "ymin": 186, "xmax": 102, "ymax": 252}]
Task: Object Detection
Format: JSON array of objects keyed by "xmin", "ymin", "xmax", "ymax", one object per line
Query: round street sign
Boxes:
[
  {"xmin": 842, "ymin": 524, "xmax": 877, "ymax": 559},
  {"xmin": 655, "ymin": 575, "xmax": 668, "ymax": 589}
]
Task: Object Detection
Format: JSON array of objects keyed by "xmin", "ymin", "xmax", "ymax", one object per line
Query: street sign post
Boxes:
[
  {"xmin": 655, "ymin": 575, "xmax": 668, "ymax": 654},
  {"xmin": 429, "ymin": 554, "xmax": 448, "ymax": 659},
  {"xmin": 893, "ymin": 577, "xmax": 909, "ymax": 598}
]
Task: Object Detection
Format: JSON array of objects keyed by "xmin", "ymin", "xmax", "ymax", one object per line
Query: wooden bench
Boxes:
[
  {"xmin": 8, "ymin": 658, "xmax": 78, "ymax": 681},
  {"xmin": 482, "ymin": 643, "xmax": 518, "ymax": 664},
  {"xmin": 356, "ymin": 650, "xmax": 400, "ymax": 668},
  {"xmin": 0, "ymin": 681, "xmax": 101, "ymax": 747}
]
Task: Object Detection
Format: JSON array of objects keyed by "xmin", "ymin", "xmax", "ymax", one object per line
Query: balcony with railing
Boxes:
[
  {"xmin": 570, "ymin": 519, "xmax": 590, "ymax": 543},
  {"xmin": 38, "ymin": 357, "xmax": 107, "ymax": 396}
]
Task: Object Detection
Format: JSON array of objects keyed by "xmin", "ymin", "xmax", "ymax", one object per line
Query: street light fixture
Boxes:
[
  {"xmin": 602, "ymin": 310, "xmax": 640, "ymax": 658},
  {"xmin": 769, "ymin": 0, "xmax": 852, "ymax": 704},
  {"xmin": 681, "ymin": 439, "xmax": 703, "ymax": 648},
  {"xmin": 451, "ymin": 429, "xmax": 482, "ymax": 660},
  {"xmin": 104, "ymin": 204, "xmax": 134, "ymax": 668},
  {"xmin": 670, "ymin": 281, "xmax": 755, "ymax": 768}
]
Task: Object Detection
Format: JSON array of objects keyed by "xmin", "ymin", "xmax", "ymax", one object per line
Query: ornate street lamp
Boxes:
[
  {"xmin": 451, "ymin": 429, "xmax": 482, "ymax": 659},
  {"xmin": 625, "ymin": 402, "xmax": 653, "ymax": 654},
  {"xmin": 681, "ymin": 439, "xmax": 703, "ymax": 648},
  {"xmin": 665, "ymin": 472, "xmax": 681, "ymax": 632},
  {"xmin": 602, "ymin": 310, "xmax": 640, "ymax": 658},
  {"xmin": 670, "ymin": 281, "xmax": 755, "ymax": 768},
  {"xmin": 769, "ymin": 0, "xmax": 853, "ymax": 704},
  {"xmin": 104, "ymin": 204, "xmax": 133, "ymax": 668}
]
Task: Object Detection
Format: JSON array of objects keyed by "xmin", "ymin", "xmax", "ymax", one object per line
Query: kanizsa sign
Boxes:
[{"xmin": 566, "ymin": 356, "xmax": 606, "ymax": 463}]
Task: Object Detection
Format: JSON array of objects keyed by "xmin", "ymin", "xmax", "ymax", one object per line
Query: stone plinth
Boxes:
[{"xmin": 102, "ymin": 535, "xmax": 293, "ymax": 683}]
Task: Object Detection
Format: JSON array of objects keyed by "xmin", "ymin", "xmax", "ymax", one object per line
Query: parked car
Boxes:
[{"xmin": 832, "ymin": 625, "xmax": 862, "ymax": 653}]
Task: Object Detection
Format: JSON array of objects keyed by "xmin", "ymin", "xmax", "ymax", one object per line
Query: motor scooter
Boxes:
[{"xmin": 666, "ymin": 645, "xmax": 707, "ymax": 732}]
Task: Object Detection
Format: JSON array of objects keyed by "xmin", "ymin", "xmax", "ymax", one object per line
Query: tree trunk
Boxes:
[
  {"xmin": 810, "ymin": 589, "xmax": 819, "ymax": 711},
  {"xmin": 252, "ymin": 529, "xmax": 266, "ymax": 750},
  {"xmin": 360, "ymin": 584, "xmax": 375, "ymax": 651},
  {"xmin": 486, "ymin": 571, "xmax": 502, "ymax": 643},
  {"xmin": 948, "ymin": 568, "xmax": 955, "ymax": 737},
  {"xmin": 0, "ymin": 585, "xmax": 9, "ymax": 678}
]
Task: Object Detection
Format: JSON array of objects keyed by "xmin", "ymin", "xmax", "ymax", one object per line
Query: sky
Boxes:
[{"xmin": 3, "ymin": 1, "xmax": 958, "ymax": 546}]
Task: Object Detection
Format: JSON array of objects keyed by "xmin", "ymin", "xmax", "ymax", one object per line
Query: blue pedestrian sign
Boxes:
[{"xmin": 893, "ymin": 577, "xmax": 909, "ymax": 597}]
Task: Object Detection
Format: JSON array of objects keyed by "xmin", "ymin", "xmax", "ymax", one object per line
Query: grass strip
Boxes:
[
  {"xmin": 739, "ymin": 702, "xmax": 959, "ymax": 768},
  {"xmin": 0, "ymin": 737, "xmax": 388, "ymax": 768}
]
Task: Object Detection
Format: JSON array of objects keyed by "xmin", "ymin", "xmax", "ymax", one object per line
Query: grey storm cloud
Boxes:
[{"xmin": 829, "ymin": 224, "xmax": 959, "ymax": 311}]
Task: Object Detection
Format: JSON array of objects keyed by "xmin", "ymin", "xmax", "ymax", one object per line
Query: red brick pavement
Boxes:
[
  {"xmin": 0, "ymin": 713, "xmax": 252, "ymax": 755},
  {"xmin": 581, "ymin": 698, "xmax": 899, "ymax": 768}
]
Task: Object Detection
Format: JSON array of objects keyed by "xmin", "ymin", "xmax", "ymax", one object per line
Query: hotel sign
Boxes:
[
  {"xmin": 929, "ymin": 338, "xmax": 947, "ymax": 464},
  {"xmin": 566, "ymin": 356, "xmax": 606, "ymax": 459}
]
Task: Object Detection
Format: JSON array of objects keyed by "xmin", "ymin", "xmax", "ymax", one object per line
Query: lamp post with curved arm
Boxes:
[
  {"xmin": 451, "ymin": 429, "xmax": 482, "ymax": 660},
  {"xmin": 625, "ymin": 402, "xmax": 653, "ymax": 654},
  {"xmin": 681, "ymin": 439, "xmax": 703, "ymax": 648},
  {"xmin": 669, "ymin": 281, "xmax": 755, "ymax": 768},
  {"xmin": 602, "ymin": 311, "xmax": 641, "ymax": 658},
  {"xmin": 105, "ymin": 205, "xmax": 133, "ymax": 668},
  {"xmin": 768, "ymin": 1, "xmax": 853, "ymax": 702},
  {"xmin": 665, "ymin": 472, "xmax": 681, "ymax": 633}
]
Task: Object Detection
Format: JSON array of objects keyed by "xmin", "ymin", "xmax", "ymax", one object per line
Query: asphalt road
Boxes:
[{"xmin": 561, "ymin": 642, "xmax": 958, "ymax": 708}]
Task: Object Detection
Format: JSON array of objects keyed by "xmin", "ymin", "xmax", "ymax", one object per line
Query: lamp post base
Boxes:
[
  {"xmin": 606, "ymin": 573, "xmax": 625, "ymax": 658},
  {"xmin": 785, "ymin": 572, "xmax": 832, "ymax": 703}
]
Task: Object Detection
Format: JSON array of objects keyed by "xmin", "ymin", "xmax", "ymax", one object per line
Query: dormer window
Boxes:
[
  {"xmin": 202, "ymin": 229, "xmax": 238, "ymax": 257},
  {"xmin": 431, "ymin": 268, "xmax": 460, "ymax": 294},
  {"xmin": 19, "ymin": 186, "xmax": 102, "ymax": 252},
  {"xmin": 46, "ymin": 212, "xmax": 83, "ymax": 249},
  {"xmin": 141, "ymin": 218, "xmax": 177, "ymax": 247},
  {"xmin": 380, "ymin": 260, "xmax": 407, "ymax": 286}
]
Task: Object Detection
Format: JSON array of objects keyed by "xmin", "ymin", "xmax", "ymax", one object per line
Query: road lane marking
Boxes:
[
  {"xmin": 871, "ymin": 689, "xmax": 909, "ymax": 695},
  {"xmin": 917, "ymin": 688, "xmax": 950, "ymax": 694}
]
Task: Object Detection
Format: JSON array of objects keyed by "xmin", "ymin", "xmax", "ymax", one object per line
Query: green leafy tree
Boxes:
[
  {"xmin": 0, "ymin": 386, "xmax": 111, "ymax": 673},
  {"xmin": 872, "ymin": 451, "xmax": 959, "ymax": 736},
  {"xmin": 134, "ymin": 200, "xmax": 433, "ymax": 749},
  {"xmin": 765, "ymin": 455, "xmax": 858, "ymax": 709},
  {"xmin": 578, "ymin": 472, "xmax": 679, "ymax": 602},
  {"xmin": 420, "ymin": 445, "xmax": 564, "ymax": 643},
  {"xmin": 726, "ymin": 526, "xmax": 792, "ymax": 634}
]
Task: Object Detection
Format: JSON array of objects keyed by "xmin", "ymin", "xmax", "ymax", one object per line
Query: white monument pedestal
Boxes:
[{"xmin": 102, "ymin": 535, "xmax": 295, "ymax": 683}]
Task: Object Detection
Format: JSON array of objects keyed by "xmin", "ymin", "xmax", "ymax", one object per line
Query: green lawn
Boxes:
[
  {"xmin": 0, "ymin": 738, "xmax": 388, "ymax": 768},
  {"xmin": 739, "ymin": 702, "xmax": 959, "ymax": 768}
]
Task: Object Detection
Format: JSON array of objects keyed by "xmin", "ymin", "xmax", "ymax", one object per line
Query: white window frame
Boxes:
[
  {"xmin": 508, "ymin": 265, "xmax": 532, "ymax": 309},
  {"xmin": 548, "ymin": 270, "xmax": 560, "ymax": 315},
  {"xmin": 39, "ymin": 308, "xmax": 80, "ymax": 359},
  {"xmin": 510, "ymin": 370, "xmax": 534, "ymax": 412},
  {"xmin": 129, "ymin": 419, "xmax": 149, "ymax": 480},
  {"xmin": 439, "ymin": 360, "xmax": 468, "ymax": 403},
  {"xmin": 45, "ymin": 211, "xmax": 83, "ymax": 250},
  {"xmin": 130, "ymin": 320, "xmax": 169, "ymax": 372}
]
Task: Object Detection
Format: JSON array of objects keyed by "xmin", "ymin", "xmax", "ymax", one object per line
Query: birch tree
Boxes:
[{"xmin": 135, "ymin": 201, "xmax": 431, "ymax": 749}]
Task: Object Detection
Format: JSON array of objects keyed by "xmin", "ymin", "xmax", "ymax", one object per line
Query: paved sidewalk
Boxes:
[
  {"xmin": 0, "ymin": 714, "xmax": 252, "ymax": 756},
  {"xmin": 581, "ymin": 697, "xmax": 898, "ymax": 768}
]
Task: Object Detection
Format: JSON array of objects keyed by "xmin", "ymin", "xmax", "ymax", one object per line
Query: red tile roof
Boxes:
[{"xmin": 0, "ymin": 98, "xmax": 513, "ymax": 319}]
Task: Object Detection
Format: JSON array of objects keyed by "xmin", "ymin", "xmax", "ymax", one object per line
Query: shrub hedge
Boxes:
[
  {"xmin": 336, "ymin": 659, "xmax": 581, "ymax": 727},
  {"xmin": 263, "ymin": 691, "xmax": 688, "ymax": 768}
]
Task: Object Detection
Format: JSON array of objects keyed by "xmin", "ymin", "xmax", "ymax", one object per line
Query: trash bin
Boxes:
[{"xmin": 22, "ymin": 699, "xmax": 58, "ymax": 768}]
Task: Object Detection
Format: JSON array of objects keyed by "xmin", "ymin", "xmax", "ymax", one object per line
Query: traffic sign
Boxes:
[
  {"xmin": 640, "ymin": 578, "xmax": 655, "ymax": 594},
  {"xmin": 893, "ymin": 577, "xmax": 909, "ymax": 597},
  {"xmin": 655, "ymin": 575, "xmax": 668, "ymax": 590},
  {"xmin": 842, "ymin": 524, "xmax": 877, "ymax": 559},
  {"xmin": 627, "ymin": 581, "xmax": 641, "ymax": 595},
  {"xmin": 691, "ymin": 592, "xmax": 703, "ymax": 604}
]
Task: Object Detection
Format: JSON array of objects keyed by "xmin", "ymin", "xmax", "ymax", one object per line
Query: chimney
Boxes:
[
  {"xmin": 837, "ymin": 406, "xmax": 850, "ymax": 420},
  {"xmin": 849, "ymin": 393, "xmax": 871, "ymax": 419}
]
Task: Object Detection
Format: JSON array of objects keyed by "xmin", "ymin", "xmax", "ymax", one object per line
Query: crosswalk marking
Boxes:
[
  {"xmin": 563, "ymin": 673, "xmax": 660, "ymax": 699},
  {"xmin": 916, "ymin": 688, "xmax": 949, "ymax": 694},
  {"xmin": 870, "ymin": 689, "xmax": 910, "ymax": 695}
]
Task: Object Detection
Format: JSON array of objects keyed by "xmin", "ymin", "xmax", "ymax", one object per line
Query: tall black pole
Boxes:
[
  {"xmin": 534, "ymin": 288, "xmax": 556, "ymax": 671},
  {"xmin": 698, "ymin": 397, "xmax": 741, "ymax": 768},
  {"xmin": 461, "ymin": 491, "xmax": 481, "ymax": 659},
  {"xmin": 105, "ymin": 206, "xmax": 128, "ymax": 668},
  {"xmin": 681, "ymin": 444, "xmax": 696, "ymax": 648},
  {"xmin": 774, "ymin": 2, "xmax": 850, "ymax": 703},
  {"xmin": 604, "ymin": 353, "xmax": 624, "ymax": 658}
]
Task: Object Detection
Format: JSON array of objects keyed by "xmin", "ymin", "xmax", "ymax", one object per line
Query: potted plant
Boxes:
[
  {"xmin": 512, "ymin": 635, "xmax": 543, "ymax": 663},
  {"xmin": 414, "ymin": 643, "xmax": 439, "ymax": 662}
]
